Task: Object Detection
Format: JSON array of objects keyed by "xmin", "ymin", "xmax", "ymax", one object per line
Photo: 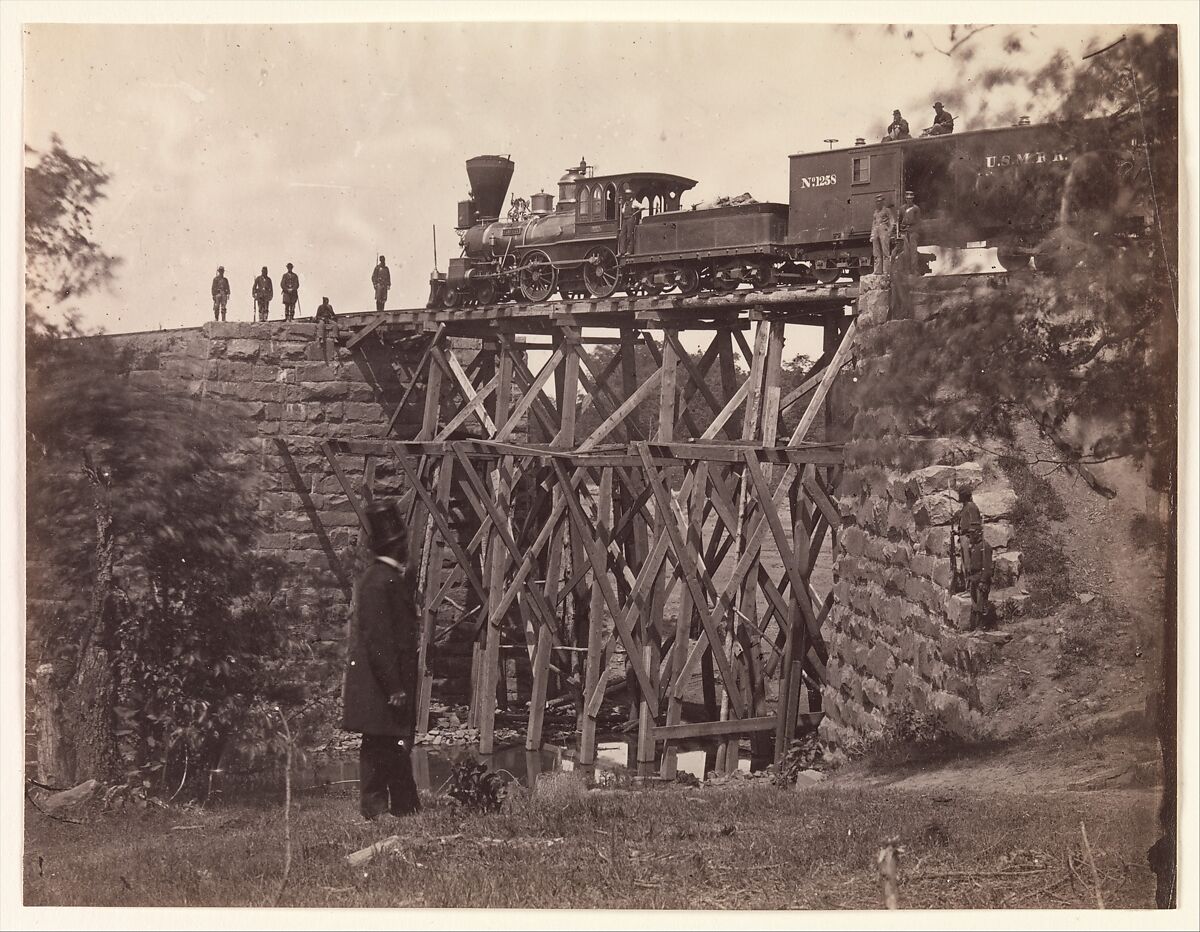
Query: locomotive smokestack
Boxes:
[{"xmin": 466, "ymin": 155, "xmax": 515, "ymax": 222}]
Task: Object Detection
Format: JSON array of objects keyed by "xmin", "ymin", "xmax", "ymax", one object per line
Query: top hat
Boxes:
[{"xmin": 365, "ymin": 500, "xmax": 407, "ymax": 550}]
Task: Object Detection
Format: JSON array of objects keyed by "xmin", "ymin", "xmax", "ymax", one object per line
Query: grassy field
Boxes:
[{"xmin": 24, "ymin": 753, "xmax": 1159, "ymax": 910}]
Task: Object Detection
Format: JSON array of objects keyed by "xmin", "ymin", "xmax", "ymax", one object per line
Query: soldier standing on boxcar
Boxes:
[
  {"xmin": 895, "ymin": 191, "xmax": 923, "ymax": 272},
  {"xmin": 252, "ymin": 267, "xmax": 273, "ymax": 321},
  {"xmin": 372, "ymin": 255, "xmax": 391, "ymax": 312},
  {"xmin": 870, "ymin": 195, "xmax": 896, "ymax": 275},
  {"xmin": 343, "ymin": 500, "xmax": 422, "ymax": 820},
  {"xmin": 281, "ymin": 262, "xmax": 300, "ymax": 321},
  {"xmin": 211, "ymin": 266, "xmax": 230, "ymax": 321},
  {"xmin": 926, "ymin": 101, "xmax": 955, "ymax": 136},
  {"xmin": 885, "ymin": 110, "xmax": 911, "ymax": 141}
]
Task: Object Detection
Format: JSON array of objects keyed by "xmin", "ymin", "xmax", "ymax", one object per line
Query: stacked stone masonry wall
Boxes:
[
  {"xmin": 819, "ymin": 275, "xmax": 1027, "ymax": 757},
  {"xmin": 85, "ymin": 322, "xmax": 480, "ymax": 678}
]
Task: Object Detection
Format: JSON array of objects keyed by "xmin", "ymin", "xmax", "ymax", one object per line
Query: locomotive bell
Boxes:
[{"xmin": 465, "ymin": 155, "xmax": 515, "ymax": 222}]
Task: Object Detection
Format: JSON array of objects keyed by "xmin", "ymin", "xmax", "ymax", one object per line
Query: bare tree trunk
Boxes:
[
  {"xmin": 64, "ymin": 455, "xmax": 122, "ymax": 784},
  {"xmin": 35, "ymin": 662, "xmax": 73, "ymax": 786}
]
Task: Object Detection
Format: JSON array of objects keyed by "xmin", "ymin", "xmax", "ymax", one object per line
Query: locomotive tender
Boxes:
[{"xmin": 427, "ymin": 115, "xmax": 1139, "ymax": 307}]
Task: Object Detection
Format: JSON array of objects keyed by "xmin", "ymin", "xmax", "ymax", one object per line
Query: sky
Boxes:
[{"xmin": 22, "ymin": 18, "xmax": 1137, "ymax": 361}]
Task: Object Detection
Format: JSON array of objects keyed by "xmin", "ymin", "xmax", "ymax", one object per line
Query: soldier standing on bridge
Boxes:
[
  {"xmin": 894, "ymin": 191, "xmax": 923, "ymax": 272},
  {"xmin": 211, "ymin": 266, "xmax": 230, "ymax": 321},
  {"xmin": 252, "ymin": 267, "xmax": 273, "ymax": 321},
  {"xmin": 343, "ymin": 500, "xmax": 421, "ymax": 820},
  {"xmin": 281, "ymin": 263, "xmax": 300, "ymax": 321},
  {"xmin": 870, "ymin": 195, "xmax": 895, "ymax": 275},
  {"xmin": 314, "ymin": 296, "xmax": 340, "ymax": 362},
  {"xmin": 372, "ymin": 255, "xmax": 391, "ymax": 312}
]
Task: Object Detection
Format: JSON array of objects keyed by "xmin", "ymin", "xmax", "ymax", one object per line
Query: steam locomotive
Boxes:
[{"xmin": 427, "ymin": 116, "xmax": 1143, "ymax": 307}]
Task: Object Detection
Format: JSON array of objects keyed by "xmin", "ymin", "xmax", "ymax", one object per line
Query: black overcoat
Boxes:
[{"xmin": 342, "ymin": 559, "xmax": 419, "ymax": 738}]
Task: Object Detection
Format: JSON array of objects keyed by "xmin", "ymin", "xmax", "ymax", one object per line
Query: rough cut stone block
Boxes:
[
  {"xmin": 974, "ymin": 487, "xmax": 1017, "ymax": 520},
  {"xmin": 864, "ymin": 644, "xmax": 895, "ymax": 681},
  {"xmin": 225, "ymin": 339, "xmax": 263, "ymax": 361},
  {"xmin": 919, "ymin": 490, "xmax": 957, "ymax": 526},
  {"xmin": 984, "ymin": 521, "xmax": 1014, "ymax": 549},
  {"xmin": 923, "ymin": 526, "xmax": 951, "ymax": 556},
  {"xmin": 993, "ymin": 550, "xmax": 1022, "ymax": 585},
  {"xmin": 931, "ymin": 557, "xmax": 954, "ymax": 590},
  {"xmin": 908, "ymin": 462, "xmax": 984, "ymax": 496},
  {"xmin": 861, "ymin": 676, "xmax": 889, "ymax": 709},
  {"xmin": 945, "ymin": 592, "xmax": 974, "ymax": 629}
]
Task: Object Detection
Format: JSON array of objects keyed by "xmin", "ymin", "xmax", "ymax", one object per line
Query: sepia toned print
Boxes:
[{"xmin": 18, "ymin": 14, "xmax": 1187, "ymax": 917}]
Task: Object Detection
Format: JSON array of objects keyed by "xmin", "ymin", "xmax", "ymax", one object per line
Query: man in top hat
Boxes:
[
  {"xmin": 885, "ymin": 109, "xmax": 911, "ymax": 141},
  {"xmin": 343, "ymin": 500, "xmax": 421, "ymax": 820},
  {"xmin": 894, "ymin": 190, "xmax": 923, "ymax": 272},
  {"xmin": 926, "ymin": 101, "xmax": 955, "ymax": 136},
  {"xmin": 870, "ymin": 194, "xmax": 896, "ymax": 275},
  {"xmin": 372, "ymin": 255, "xmax": 391, "ymax": 312},
  {"xmin": 280, "ymin": 262, "xmax": 300, "ymax": 321},
  {"xmin": 252, "ymin": 266, "xmax": 273, "ymax": 321},
  {"xmin": 211, "ymin": 266, "xmax": 230, "ymax": 321}
]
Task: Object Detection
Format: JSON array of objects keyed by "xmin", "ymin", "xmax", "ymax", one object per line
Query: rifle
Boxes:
[{"xmin": 949, "ymin": 522, "xmax": 965, "ymax": 594}]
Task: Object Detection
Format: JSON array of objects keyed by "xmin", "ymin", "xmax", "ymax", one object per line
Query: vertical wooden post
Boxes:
[
  {"xmin": 578, "ymin": 467, "xmax": 612, "ymax": 765},
  {"xmin": 719, "ymin": 319, "xmax": 770, "ymax": 772},
  {"xmin": 636, "ymin": 331, "xmax": 678, "ymax": 772},
  {"xmin": 416, "ymin": 452, "xmax": 453, "ymax": 735},
  {"xmin": 479, "ymin": 347, "xmax": 513, "ymax": 755},
  {"xmin": 749, "ymin": 320, "xmax": 784, "ymax": 769},
  {"xmin": 661, "ymin": 460, "xmax": 706, "ymax": 778}
]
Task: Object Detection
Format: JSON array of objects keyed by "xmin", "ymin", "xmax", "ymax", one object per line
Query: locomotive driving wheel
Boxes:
[
  {"xmin": 472, "ymin": 277, "xmax": 498, "ymax": 306},
  {"xmin": 582, "ymin": 246, "xmax": 620, "ymax": 298},
  {"xmin": 518, "ymin": 251, "xmax": 558, "ymax": 303}
]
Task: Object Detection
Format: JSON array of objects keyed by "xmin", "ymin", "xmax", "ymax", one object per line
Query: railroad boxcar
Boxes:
[{"xmin": 787, "ymin": 116, "xmax": 1143, "ymax": 277}]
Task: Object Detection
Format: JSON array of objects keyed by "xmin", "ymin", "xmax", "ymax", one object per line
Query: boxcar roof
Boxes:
[{"xmin": 790, "ymin": 117, "xmax": 1108, "ymax": 158}]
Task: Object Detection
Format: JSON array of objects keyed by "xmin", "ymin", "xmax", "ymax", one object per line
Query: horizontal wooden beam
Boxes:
[{"xmin": 651, "ymin": 716, "xmax": 778, "ymax": 741}]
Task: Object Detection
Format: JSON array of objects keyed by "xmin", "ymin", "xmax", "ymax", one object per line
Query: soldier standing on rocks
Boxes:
[
  {"xmin": 281, "ymin": 263, "xmax": 300, "ymax": 321},
  {"xmin": 955, "ymin": 487, "xmax": 993, "ymax": 629},
  {"xmin": 372, "ymin": 255, "xmax": 391, "ymax": 312},
  {"xmin": 252, "ymin": 267, "xmax": 273, "ymax": 321},
  {"xmin": 894, "ymin": 191, "xmax": 923, "ymax": 273},
  {"xmin": 343, "ymin": 500, "xmax": 421, "ymax": 820},
  {"xmin": 211, "ymin": 266, "xmax": 230, "ymax": 321},
  {"xmin": 870, "ymin": 195, "xmax": 895, "ymax": 275}
]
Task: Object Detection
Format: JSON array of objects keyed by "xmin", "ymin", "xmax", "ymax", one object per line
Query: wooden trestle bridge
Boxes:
[{"xmin": 305, "ymin": 284, "xmax": 859, "ymax": 776}]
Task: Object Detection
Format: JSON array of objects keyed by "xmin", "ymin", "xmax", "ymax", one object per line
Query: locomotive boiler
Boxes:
[{"xmin": 427, "ymin": 115, "xmax": 1146, "ymax": 308}]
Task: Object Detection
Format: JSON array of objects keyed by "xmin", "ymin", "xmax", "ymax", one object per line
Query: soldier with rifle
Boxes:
[
  {"xmin": 252, "ymin": 266, "xmax": 273, "ymax": 321},
  {"xmin": 953, "ymin": 487, "xmax": 993, "ymax": 629},
  {"xmin": 280, "ymin": 262, "xmax": 300, "ymax": 321}
]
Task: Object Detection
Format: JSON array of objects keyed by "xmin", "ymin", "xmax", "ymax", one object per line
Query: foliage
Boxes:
[
  {"xmin": 998, "ymin": 454, "xmax": 1072, "ymax": 615},
  {"xmin": 446, "ymin": 760, "xmax": 507, "ymax": 813},
  {"xmin": 25, "ymin": 134, "xmax": 122, "ymax": 312},
  {"xmin": 851, "ymin": 26, "xmax": 1179, "ymax": 483},
  {"xmin": 26, "ymin": 322, "xmax": 306, "ymax": 795}
]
